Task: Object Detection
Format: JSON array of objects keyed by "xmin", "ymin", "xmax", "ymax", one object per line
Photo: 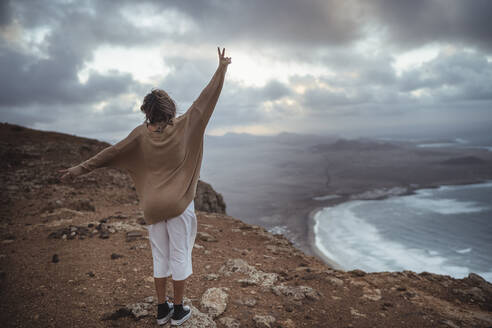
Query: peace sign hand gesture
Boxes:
[{"xmin": 217, "ymin": 47, "xmax": 232, "ymax": 67}]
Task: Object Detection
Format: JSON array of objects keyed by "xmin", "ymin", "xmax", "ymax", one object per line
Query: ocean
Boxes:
[{"xmin": 313, "ymin": 180, "xmax": 492, "ymax": 282}]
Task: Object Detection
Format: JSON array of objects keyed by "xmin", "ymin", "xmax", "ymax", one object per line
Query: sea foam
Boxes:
[{"xmin": 313, "ymin": 199, "xmax": 492, "ymax": 282}]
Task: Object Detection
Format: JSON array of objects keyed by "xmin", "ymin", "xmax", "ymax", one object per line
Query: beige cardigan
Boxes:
[{"xmin": 75, "ymin": 64, "xmax": 228, "ymax": 225}]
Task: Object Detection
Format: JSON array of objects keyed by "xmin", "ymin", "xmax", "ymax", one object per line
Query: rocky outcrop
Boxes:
[{"xmin": 196, "ymin": 180, "xmax": 227, "ymax": 214}]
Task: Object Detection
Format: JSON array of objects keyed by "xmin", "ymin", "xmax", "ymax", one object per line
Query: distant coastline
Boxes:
[{"xmin": 307, "ymin": 178, "xmax": 492, "ymax": 272}]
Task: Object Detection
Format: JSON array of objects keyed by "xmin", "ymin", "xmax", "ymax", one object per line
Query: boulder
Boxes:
[{"xmin": 201, "ymin": 287, "xmax": 229, "ymax": 319}]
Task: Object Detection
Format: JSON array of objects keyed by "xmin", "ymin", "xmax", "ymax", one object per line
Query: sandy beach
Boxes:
[
  {"xmin": 307, "ymin": 205, "xmax": 345, "ymax": 270},
  {"xmin": 305, "ymin": 178, "xmax": 492, "ymax": 275}
]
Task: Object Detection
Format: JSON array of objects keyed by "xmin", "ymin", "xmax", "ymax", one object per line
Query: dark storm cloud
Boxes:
[
  {"xmin": 1, "ymin": 0, "xmax": 492, "ymax": 138},
  {"xmin": 369, "ymin": 0, "xmax": 492, "ymax": 51},
  {"xmin": 144, "ymin": 0, "xmax": 365, "ymax": 47},
  {"xmin": 397, "ymin": 51, "xmax": 492, "ymax": 101}
]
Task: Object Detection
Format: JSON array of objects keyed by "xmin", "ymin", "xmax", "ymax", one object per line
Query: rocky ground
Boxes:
[{"xmin": 1, "ymin": 122, "xmax": 492, "ymax": 328}]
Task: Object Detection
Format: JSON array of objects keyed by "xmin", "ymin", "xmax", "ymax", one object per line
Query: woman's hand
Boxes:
[
  {"xmin": 58, "ymin": 166, "xmax": 85, "ymax": 183},
  {"xmin": 218, "ymin": 47, "xmax": 231, "ymax": 67}
]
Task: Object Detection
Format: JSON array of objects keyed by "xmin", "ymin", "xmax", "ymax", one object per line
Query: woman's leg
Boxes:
[
  {"xmin": 167, "ymin": 199, "xmax": 197, "ymax": 304},
  {"xmin": 147, "ymin": 221, "xmax": 172, "ymax": 304},
  {"xmin": 173, "ymin": 279, "xmax": 185, "ymax": 305},
  {"xmin": 154, "ymin": 277, "xmax": 168, "ymax": 304}
]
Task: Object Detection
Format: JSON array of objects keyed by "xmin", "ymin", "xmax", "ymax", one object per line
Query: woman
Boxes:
[{"xmin": 59, "ymin": 47, "xmax": 231, "ymax": 326}]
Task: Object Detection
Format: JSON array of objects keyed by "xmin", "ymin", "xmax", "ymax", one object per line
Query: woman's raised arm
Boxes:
[{"xmin": 187, "ymin": 47, "xmax": 231, "ymax": 127}]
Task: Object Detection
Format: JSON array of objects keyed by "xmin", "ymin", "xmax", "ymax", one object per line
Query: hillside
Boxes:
[{"xmin": 1, "ymin": 122, "xmax": 491, "ymax": 327}]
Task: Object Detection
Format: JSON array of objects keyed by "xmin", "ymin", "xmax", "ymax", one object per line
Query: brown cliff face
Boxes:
[{"xmin": 0, "ymin": 122, "xmax": 491, "ymax": 328}]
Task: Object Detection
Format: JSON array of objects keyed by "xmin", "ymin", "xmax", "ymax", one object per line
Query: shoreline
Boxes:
[
  {"xmin": 307, "ymin": 205, "xmax": 345, "ymax": 270},
  {"xmin": 306, "ymin": 178, "xmax": 492, "ymax": 272}
]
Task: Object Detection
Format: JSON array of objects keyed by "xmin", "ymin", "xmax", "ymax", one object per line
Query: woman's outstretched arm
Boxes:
[
  {"xmin": 187, "ymin": 47, "xmax": 231, "ymax": 127},
  {"xmin": 59, "ymin": 127, "xmax": 140, "ymax": 182}
]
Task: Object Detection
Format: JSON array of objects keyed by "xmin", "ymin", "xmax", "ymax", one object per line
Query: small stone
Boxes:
[
  {"xmin": 143, "ymin": 296, "xmax": 155, "ymax": 304},
  {"xmin": 125, "ymin": 301, "xmax": 152, "ymax": 320},
  {"xmin": 243, "ymin": 296, "xmax": 257, "ymax": 307},
  {"xmin": 280, "ymin": 318, "xmax": 296, "ymax": 328},
  {"xmin": 194, "ymin": 243, "xmax": 204, "ymax": 249},
  {"xmin": 361, "ymin": 286, "xmax": 382, "ymax": 301},
  {"xmin": 204, "ymin": 273, "xmax": 219, "ymax": 281},
  {"xmin": 350, "ymin": 307, "xmax": 366, "ymax": 318},
  {"xmin": 111, "ymin": 253, "xmax": 123, "ymax": 260},
  {"xmin": 197, "ymin": 231, "xmax": 218, "ymax": 242},
  {"xmin": 326, "ymin": 277, "xmax": 344, "ymax": 287},
  {"xmin": 218, "ymin": 316, "xmax": 240, "ymax": 328},
  {"xmin": 253, "ymin": 314, "xmax": 276, "ymax": 328},
  {"xmin": 87, "ymin": 271, "xmax": 95, "ymax": 277},
  {"xmin": 52, "ymin": 254, "xmax": 59, "ymax": 263}
]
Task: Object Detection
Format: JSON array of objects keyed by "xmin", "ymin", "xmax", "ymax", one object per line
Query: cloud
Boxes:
[
  {"xmin": 368, "ymin": 0, "xmax": 492, "ymax": 51},
  {"xmin": 0, "ymin": 0, "xmax": 491, "ymax": 140}
]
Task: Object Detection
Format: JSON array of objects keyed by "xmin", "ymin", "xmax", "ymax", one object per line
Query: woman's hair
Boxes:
[{"xmin": 140, "ymin": 89, "xmax": 177, "ymax": 126}]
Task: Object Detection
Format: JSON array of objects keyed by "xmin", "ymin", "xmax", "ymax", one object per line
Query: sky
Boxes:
[{"xmin": 1, "ymin": 0, "xmax": 491, "ymax": 142}]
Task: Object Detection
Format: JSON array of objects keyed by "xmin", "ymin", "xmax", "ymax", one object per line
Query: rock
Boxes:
[
  {"xmin": 271, "ymin": 283, "xmax": 322, "ymax": 301},
  {"xmin": 204, "ymin": 273, "xmax": 219, "ymax": 281},
  {"xmin": 350, "ymin": 307, "xmax": 366, "ymax": 318},
  {"xmin": 238, "ymin": 278, "xmax": 257, "ymax": 287},
  {"xmin": 218, "ymin": 316, "xmax": 240, "ymax": 328},
  {"xmin": 87, "ymin": 271, "xmax": 95, "ymax": 277},
  {"xmin": 197, "ymin": 231, "xmax": 218, "ymax": 242},
  {"xmin": 280, "ymin": 318, "xmax": 296, "ymax": 328},
  {"xmin": 361, "ymin": 286, "xmax": 382, "ymax": 301},
  {"xmin": 219, "ymin": 258, "xmax": 279, "ymax": 290},
  {"xmin": 126, "ymin": 230, "xmax": 142, "ymax": 241},
  {"xmin": 467, "ymin": 272, "xmax": 487, "ymax": 285},
  {"xmin": 201, "ymin": 287, "xmax": 229, "ymax": 319},
  {"xmin": 325, "ymin": 277, "xmax": 344, "ymax": 287},
  {"xmin": 253, "ymin": 314, "xmax": 276, "ymax": 328},
  {"xmin": 179, "ymin": 297, "xmax": 217, "ymax": 327},
  {"xmin": 100, "ymin": 308, "xmax": 132, "ymax": 321},
  {"xmin": 52, "ymin": 254, "xmax": 59, "ymax": 263},
  {"xmin": 111, "ymin": 253, "xmax": 123, "ymax": 260},
  {"xmin": 219, "ymin": 258, "xmax": 254, "ymax": 277},
  {"xmin": 349, "ymin": 269, "xmax": 366, "ymax": 277},
  {"xmin": 99, "ymin": 230, "xmax": 110, "ymax": 239},
  {"xmin": 194, "ymin": 243, "xmax": 204, "ymax": 249},
  {"xmin": 243, "ymin": 297, "xmax": 257, "ymax": 307},
  {"xmin": 143, "ymin": 295, "xmax": 155, "ymax": 303},
  {"xmin": 453, "ymin": 286, "xmax": 486, "ymax": 302},
  {"xmin": 266, "ymin": 245, "xmax": 290, "ymax": 254},
  {"xmin": 126, "ymin": 301, "xmax": 152, "ymax": 320}
]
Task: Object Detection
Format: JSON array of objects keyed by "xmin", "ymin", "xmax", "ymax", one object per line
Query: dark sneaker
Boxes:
[
  {"xmin": 171, "ymin": 304, "xmax": 191, "ymax": 326},
  {"xmin": 157, "ymin": 300, "xmax": 174, "ymax": 325}
]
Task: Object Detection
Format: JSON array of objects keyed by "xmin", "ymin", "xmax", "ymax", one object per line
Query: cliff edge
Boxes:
[{"xmin": 0, "ymin": 122, "xmax": 491, "ymax": 327}]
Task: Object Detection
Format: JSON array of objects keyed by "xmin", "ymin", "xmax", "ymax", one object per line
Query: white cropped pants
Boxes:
[{"xmin": 146, "ymin": 199, "xmax": 197, "ymax": 280}]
